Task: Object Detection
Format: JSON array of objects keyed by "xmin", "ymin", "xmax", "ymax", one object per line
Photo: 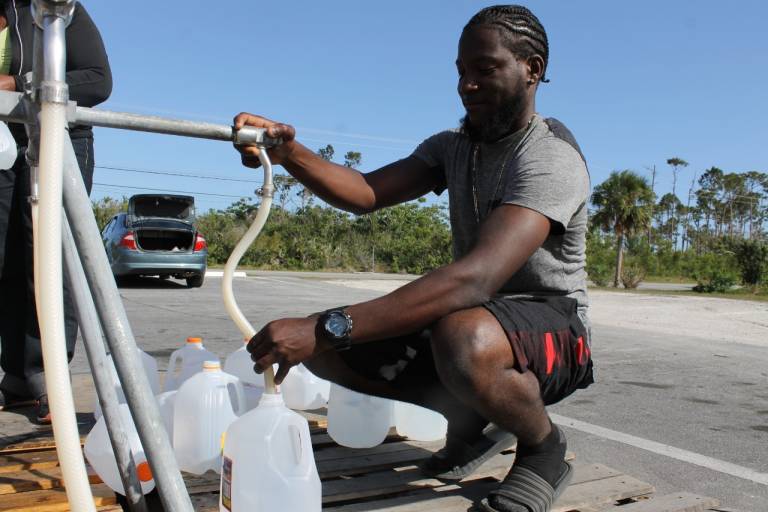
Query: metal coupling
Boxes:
[
  {"xmin": 233, "ymin": 126, "xmax": 283, "ymax": 148},
  {"xmin": 31, "ymin": 0, "xmax": 75, "ymax": 28},
  {"xmin": 40, "ymin": 81, "xmax": 69, "ymax": 104},
  {"xmin": 259, "ymin": 184, "xmax": 275, "ymax": 199}
]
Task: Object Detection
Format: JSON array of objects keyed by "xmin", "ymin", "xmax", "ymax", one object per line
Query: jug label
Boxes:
[{"xmin": 221, "ymin": 456, "xmax": 233, "ymax": 511}]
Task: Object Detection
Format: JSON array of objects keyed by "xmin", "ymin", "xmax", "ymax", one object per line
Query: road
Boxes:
[{"xmin": 63, "ymin": 272, "xmax": 767, "ymax": 511}]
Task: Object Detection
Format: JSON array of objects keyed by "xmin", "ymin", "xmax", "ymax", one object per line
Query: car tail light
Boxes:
[
  {"xmin": 193, "ymin": 233, "xmax": 207, "ymax": 252},
  {"xmin": 119, "ymin": 231, "xmax": 137, "ymax": 250}
]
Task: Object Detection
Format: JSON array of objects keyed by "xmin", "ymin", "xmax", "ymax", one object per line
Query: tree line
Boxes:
[
  {"xmin": 92, "ymin": 148, "xmax": 768, "ymax": 293},
  {"xmin": 589, "ymin": 159, "xmax": 768, "ymax": 292}
]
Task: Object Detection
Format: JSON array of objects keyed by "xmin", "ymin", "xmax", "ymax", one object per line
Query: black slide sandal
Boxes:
[{"xmin": 476, "ymin": 460, "xmax": 573, "ymax": 512}]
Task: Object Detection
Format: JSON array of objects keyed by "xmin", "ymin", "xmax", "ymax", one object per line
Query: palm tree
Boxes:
[{"xmin": 591, "ymin": 170, "xmax": 655, "ymax": 287}]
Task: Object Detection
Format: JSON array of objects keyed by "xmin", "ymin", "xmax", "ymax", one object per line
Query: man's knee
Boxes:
[{"xmin": 431, "ymin": 308, "xmax": 511, "ymax": 394}]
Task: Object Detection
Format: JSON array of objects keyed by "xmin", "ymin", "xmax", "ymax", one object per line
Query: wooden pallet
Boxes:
[{"xmin": 0, "ymin": 413, "xmax": 722, "ymax": 512}]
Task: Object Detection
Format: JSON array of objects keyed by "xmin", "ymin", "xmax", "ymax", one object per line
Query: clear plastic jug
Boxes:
[
  {"xmin": 163, "ymin": 336, "xmax": 217, "ymax": 392},
  {"xmin": 327, "ymin": 383, "xmax": 393, "ymax": 448},
  {"xmin": 394, "ymin": 401, "xmax": 448, "ymax": 441},
  {"xmin": 0, "ymin": 122, "xmax": 17, "ymax": 170},
  {"xmin": 220, "ymin": 393, "xmax": 321, "ymax": 512},
  {"xmin": 173, "ymin": 361, "xmax": 245, "ymax": 474},
  {"xmin": 224, "ymin": 342, "xmax": 266, "ymax": 411},
  {"xmin": 84, "ymin": 403, "xmax": 155, "ymax": 495},
  {"xmin": 280, "ymin": 363, "xmax": 331, "ymax": 411},
  {"xmin": 94, "ymin": 349, "xmax": 161, "ymax": 420},
  {"xmin": 156, "ymin": 390, "xmax": 177, "ymax": 439}
]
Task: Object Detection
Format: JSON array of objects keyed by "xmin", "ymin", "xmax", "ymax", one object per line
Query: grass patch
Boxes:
[{"xmin": 589, "ymin": 286, "xmax": 768, "ymax": 302}]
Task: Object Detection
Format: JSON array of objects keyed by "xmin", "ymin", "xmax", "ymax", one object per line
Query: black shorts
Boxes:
[{"xmin": 337, "ymin": 296, "xmax": 594, "ymax": 406}]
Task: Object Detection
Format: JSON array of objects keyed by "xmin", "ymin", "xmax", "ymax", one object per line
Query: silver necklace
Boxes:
[{"xmin": 470, "ymin": 116, "xmax": 535, "ymax": 224}]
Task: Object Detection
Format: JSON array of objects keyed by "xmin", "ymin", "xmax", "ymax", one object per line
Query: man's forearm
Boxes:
[
  {"xmin": 344, "ymin": 261, "xmax": 490, "ymax": 343},
  {"xmin": 282, "ymin": 142, "xmax": 376, "ymax": 214}
]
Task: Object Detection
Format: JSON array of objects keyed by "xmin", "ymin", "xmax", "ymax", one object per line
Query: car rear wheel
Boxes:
[{"xmin": 186, "ymin": 274, "xmax": 204, "ymax": 288}]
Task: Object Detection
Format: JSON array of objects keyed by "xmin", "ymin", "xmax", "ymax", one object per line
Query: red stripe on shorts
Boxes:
[{"xmin": 544, "ymin": 332, "xmax": 556, "ymax": 375}]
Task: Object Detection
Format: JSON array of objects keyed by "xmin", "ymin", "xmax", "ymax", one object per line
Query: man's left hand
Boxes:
[{"xmin": 247, "ymin": 317, "xmax": 330, "ymax": 384}]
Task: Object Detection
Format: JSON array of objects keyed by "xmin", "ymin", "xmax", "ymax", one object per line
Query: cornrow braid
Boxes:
[{"xmin": 464, "ymin": 5, "xmax": 550, "ymax": 83}]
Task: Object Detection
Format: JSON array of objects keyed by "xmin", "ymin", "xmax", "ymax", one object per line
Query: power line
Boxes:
[
  {"xmin": 92, "ymin": 182, "xmax": 251, "ymax": 199},
  {"xmin": 97, "ymin": 165, "xmax": 263, "ymax": 184}
]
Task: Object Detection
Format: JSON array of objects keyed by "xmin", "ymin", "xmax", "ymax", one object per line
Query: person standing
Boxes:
[{"xmin": 0, "ymin": 0, "xmax": 112, "ymax": 424}]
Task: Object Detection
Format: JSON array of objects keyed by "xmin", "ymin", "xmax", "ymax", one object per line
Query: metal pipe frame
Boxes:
[
  {"xmin": 62, "ymin": 214, "xmax": 148, "ymax": 512},
  {"xmin": 61, "ymin": 136, "xmax": 194, "ymax": 512}
]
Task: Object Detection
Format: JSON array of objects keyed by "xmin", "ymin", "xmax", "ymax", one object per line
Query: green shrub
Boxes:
[
  {"xmin": 732, "ymin": 239, "xmax": 768, "ymax": 287},
  {"xmin": 691, "ymin": 253, "xmax": 738, "ymax": 293},
  {"xmin": 620, "ymin": 263, "xmax": 646, "ymax": 289},
  {"xmin": 587, "ymin": 262, "xmax": 612, "ymax": 287}
]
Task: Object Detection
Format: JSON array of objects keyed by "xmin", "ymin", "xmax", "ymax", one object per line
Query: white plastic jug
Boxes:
[
  {"xmin": 84, "ymin": 403, "xmax": 155, "ymax": 495},
  {"xmin": 174, "ymin": 361, "xmax": 245, "ymax": 474},
  {"xmin": 220, "ymin": 393, "xmax": 321, "ymax": 512},
  {"xmin": 223, "ymin": 342, "xmax": 266, "ymax": 411},
  {"xmin": 394, "ymin": 401, "xmax": 448, "ymax": 441},
  {"xmin": 280, "ymin": 363, "xmax": 331, "ymax": 411},
  {"xmin": 163, "ymin": 336, "xmax": 217, "ymax": 392},
  {"xmin": 0, "ymin": 122, "xmax": 17, "ymax": 170},
  {"xmin": 94, "ymin": 349, "xmax": 161, "ymax": 420},
  {"xmin": 156, "ymin": 390, "xmax": 177, "ymax": 439},
  {"xmin": 327, "ymin": 383, "xmax": 393, "ymax": 448}
]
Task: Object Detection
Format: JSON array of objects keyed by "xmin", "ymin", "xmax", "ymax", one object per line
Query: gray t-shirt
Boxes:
[{"xmin": 412, "ymin": 114, "xmax": 590, "ymax": 321}]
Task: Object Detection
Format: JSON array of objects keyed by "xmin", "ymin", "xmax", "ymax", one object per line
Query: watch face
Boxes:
[{"xmin": 325, "ymin": 312, "xmax": 349, "ymax": 338}]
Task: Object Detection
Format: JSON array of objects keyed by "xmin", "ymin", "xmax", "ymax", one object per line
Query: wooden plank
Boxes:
[
  {"xmin": 325, "ymin": 471, "xmax": 654, "ymax": 512},
  {"xmin": 0, "ymin": 436, "xmax": 85, "ymax": 455},
  {"xmin": 322, "ymin": 460, "xmax": 616, "ymax": 505},
  {"xmin": 0, "ymin": 466, "xmax": 101, "ymax": 495},
  {"xmin": 0, "ymin": 483, "xmax": 115, "ymax": 512},
  {"xmin": 0, "ymin": 451, "xmax": 60, "ymax": 474},
  {"xmin": 614, "ymin": 492, "xmax": 720, "ymax": 512}
]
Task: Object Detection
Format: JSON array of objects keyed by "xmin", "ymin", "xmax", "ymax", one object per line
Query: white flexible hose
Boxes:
[
  {"xmin": 37, "ymin": 102, "xmax": 97, "ymax": 510},
  {"xmin": 222, "ymin": 148, "xmax": 277, "ymax": 394}
]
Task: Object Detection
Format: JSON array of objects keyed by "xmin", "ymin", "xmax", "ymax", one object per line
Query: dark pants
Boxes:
[{"xmin": 0, "ymin": 136, "xmax": 94, "ymax": 399}]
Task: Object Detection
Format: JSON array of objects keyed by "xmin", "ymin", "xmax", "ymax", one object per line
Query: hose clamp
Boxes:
[
  {"xmin": 40, "ymin": 81, "xmax": 69, "ymax": 104},
  {"xmin": 31, "ymin": 0, "xmax": 75, "ymax": 28}
]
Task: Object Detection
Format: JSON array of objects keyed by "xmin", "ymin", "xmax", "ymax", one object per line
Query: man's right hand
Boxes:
[{"xmin": 233, "ymin": 112, "xmax": 297, "ymax": 168}]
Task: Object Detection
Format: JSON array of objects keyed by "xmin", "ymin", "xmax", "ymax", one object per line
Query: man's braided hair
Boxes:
[{"xmin": 464, "ymin": 5, "xmax": 550, "ymax": 83}]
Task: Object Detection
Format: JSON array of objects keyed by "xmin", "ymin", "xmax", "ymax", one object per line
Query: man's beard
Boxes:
[
  {"xmin": 461, "ymin": 96, "xmax": 525, "ymax": 143},
  {"xmin": 461, "ymin": 83, "xmax": 527, "ymax": 143}
]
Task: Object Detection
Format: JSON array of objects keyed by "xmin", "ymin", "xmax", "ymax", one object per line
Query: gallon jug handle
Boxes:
[
  {"xmin": 228, "ymin": 377, "xmax": 246, "ymax": 416},
  {"xmin": 165, "ymin": 352, "xmax": 180, "ymax": 391}
]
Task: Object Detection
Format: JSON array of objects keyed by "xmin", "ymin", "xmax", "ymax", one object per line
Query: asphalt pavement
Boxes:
[{"xmin": 55, "ymin": 272, "xmax": 768, "ymax": 511}]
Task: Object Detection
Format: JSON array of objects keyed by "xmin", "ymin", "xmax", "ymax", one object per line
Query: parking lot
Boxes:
[{"xmin": 4, "ymin": 271, "xmax": 767, "ymax": 510}]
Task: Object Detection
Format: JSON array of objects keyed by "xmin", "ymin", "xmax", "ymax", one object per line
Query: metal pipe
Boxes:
[
  {"xmin": 61, "ymin": 134, "xmax": 194, "ymax": 512},
  {"xmin": 62, "ymin": 214, "xmax": 148, "ymax": 512},
  {"xmin": 73, "ymin": 107, "xmax": 281, "ymax": 146},
  {"xmin": 0, "ymin": 91, "xmax": 281, "ymax": 148}
]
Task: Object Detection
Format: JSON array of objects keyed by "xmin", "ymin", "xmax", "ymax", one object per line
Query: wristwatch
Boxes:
[{"xmin": 318, "ymin": 308, "xmax": 353, "ymax": 351}]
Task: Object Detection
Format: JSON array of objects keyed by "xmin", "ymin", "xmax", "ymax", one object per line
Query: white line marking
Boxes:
[
  {"xmin": 205, "ymin": 271, "xmax": 246, "ymax": 277},
  {"xmin": 550, "ymin": 413, "xmax": 768, "ymax": 486}
]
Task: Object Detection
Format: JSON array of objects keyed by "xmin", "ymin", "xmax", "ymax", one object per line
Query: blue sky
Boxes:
[{"xmin": 84, "ymin": 1, "xmax": 767, "ymax": 213}]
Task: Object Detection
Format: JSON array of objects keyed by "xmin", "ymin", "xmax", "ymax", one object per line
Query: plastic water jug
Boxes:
[
  {"xmin": 327, "ymin": 383, "xmax": 393, "ymax": 448},
  {"xmin": 280, "ymin": 363, "xmax": 331, "ymax": 411},
  {"xmin": 94, "ymin": 349, "xmax": 161, "ymax": 420},
  {"xmin": 220, "ymin": 393, "xmax": 321, "ymax": 511},
  {"xmin": 84, "ymin": 403, "xmax": 155, "ymax": 495},
  {"xmin": 394, "ymin": 401, "xmax": 448, "ymax": 441},
  {"xmin": 156, "ymin": 390, "xmax": 177, "ymax": 438},
  {"xmin": 174, "ymin": 361, "xmax": 245, "ymax": 474},
  {"xmin": 0, "ymin": 122, "xmax": 16, "ymax": 170},
  {"xmin": 223, "ymin": 342, "xmax": 266, "ymax": 411},
  {"xmin": 163, "ymin": 337, "xmax": 217, "ymax": 392}
]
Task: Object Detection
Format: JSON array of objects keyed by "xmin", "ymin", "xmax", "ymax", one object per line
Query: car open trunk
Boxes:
[{"xmin": 128, "ymin": 195, "xmax": 197, "ymax": 252}]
